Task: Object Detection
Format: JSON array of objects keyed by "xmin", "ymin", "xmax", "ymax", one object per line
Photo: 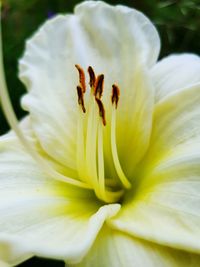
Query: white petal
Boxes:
[
  {"xmin": 19, "ymin": 1, "xmax": 160, "ymax": 169},
  {"xmin": 0, "ymin": 260, "xmax": 10, "ymax": 267},
  {"xmin": 75, "ymin": 1, "xmax": 160, "ymax": 68},
  {"xmin": 115, "ymin": 66, "xmax": 155, "ymax": 177},
  {"xmin": 68, "ymin": 226, "xmax": 200, "ymax": 267},
  {"xmin": 147, "ymin": 83, "xmax": 200, "ymax": 162},
  {"xmin": 151, "ymin": 54, "xmax": 200, "ymax": 103},
  {"xmin": 109, "ymin": 83, "xmax": 200, "ymax": 253},
  {"xmin": 0, "ymin": 133, "xmax": 120, "ymax": 265},
  {"xmin": 0, "ymin": 240, "xmax": 32, "ymax": 267}
]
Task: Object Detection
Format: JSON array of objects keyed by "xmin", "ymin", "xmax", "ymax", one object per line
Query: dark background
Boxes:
[{"xmin": 0, "ymin": 0, "xmax": 199, "ymax": 266}]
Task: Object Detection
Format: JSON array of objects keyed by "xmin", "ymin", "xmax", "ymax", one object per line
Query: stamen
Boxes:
[
  {"xmin": 88, "ymin": 66, "xmax": 96, "ymax": 89},
  {"xmin": 77, "ymin": 85, "xmax": 86, "ymax": 113},
  {"xmin": 110, "ymin": 85, "xmax": 131, "ymax": 189},
  {"xmin": 95, "ymin": 98, "xmax": 106, "ymax": 126},
  {"xmin": 94, "ymin": 74, "xmax": 104, "ymax": 99},
  {"xmin": 75, "ymin": 64, "xmax": 86, "ymax": 93},
  {"xmin": 112, "ymin": 84, "xmax": 120, "ymax": 109}
]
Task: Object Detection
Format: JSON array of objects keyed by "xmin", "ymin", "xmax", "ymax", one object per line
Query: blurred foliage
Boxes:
[{"xmin": 0, "ymin": 0, "xmax": 199, "ymax": 266}]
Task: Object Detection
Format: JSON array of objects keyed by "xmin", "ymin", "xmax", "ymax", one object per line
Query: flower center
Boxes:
[
  {"xmin": 75, "ymin": 65, "xmax": 131, "ymax": 203},
  {"xmin": 0, "ymin": 45, "xmax": 132, "ymax": 204}
]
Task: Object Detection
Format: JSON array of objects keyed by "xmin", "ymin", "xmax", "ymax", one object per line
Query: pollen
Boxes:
[
  {"xmin": 75, "ymin": 65, "xmax": 107, "ymax": 126},
  {"xmin": 88, "ymin": 66, "xmax": 96, "ymax": 89},
  {"xmin": 75, "ymin": 64, "xmax": 86, "ymax": 93},
  {"xmin": 95, "ymin": 98, "xmax": 106, "ymax": 126},
  {"xmin": 75, "ymin": 65, "xmax": 121, "ymax": 127},
  {"xmin": 76, "ymin": 85, "xmax": 86, "ymax": 113},
  {"xmin": 94, "ymin": 74, "xmax": 104, "ymax": 99},
  {"xmin": 111, "ymin": 84, "xmax": 120, "ymax": 109}
]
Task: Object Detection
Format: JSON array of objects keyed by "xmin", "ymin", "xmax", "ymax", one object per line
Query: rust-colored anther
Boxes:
[
  {"xmin": 94, "ymin": 74, "xmax": 104, "ymax": 99},
  {"xmin": 111, "ymin": 84, "xmax": 120, "ymax": 109},
  {"xmin": 88, "ymin": 66, "xmax": 96, "ymax": 88},
  {"xmin": 75, "ymin": 64, "xmax": 86, "ymax": 93},
  {"xmin": 77, "ymin": 85, "xmax": 86, "ymax": 113},
  {"xmin": 95, "ymin": 98, "xmax": 106, "ymax": 126}
]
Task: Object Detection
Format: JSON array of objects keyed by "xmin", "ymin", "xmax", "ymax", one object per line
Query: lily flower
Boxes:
[{"xmin": 1, "ymin": 1, "xmax": 200, "ymax": 266}]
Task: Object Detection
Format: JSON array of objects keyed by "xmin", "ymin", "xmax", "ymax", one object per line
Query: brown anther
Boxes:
[
  {"xmin": 95, "ymin": 98, "xmax": 106, "ymax": 126},
  {"xmin": 111, "ymin": 84, "xmax": 120, "ymax": 109},
  {"xmin": 75, "ymin": 64, "xmax": 86, "ymax": 93},
  {"xmin": 88, "ymin": 66, "xmax": 96, "ymax": 88},
  {"xmin": 94, "ymin": 74, "xmax": 104, "ymax": 99},
  {"xmin": 77, "ymin": 86, "xmax": 86, "ymax": 113}
]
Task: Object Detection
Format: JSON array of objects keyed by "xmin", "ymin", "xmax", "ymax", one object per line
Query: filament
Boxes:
[{"xmin": 111, "ymin": 105, "xmax": 131, "ymax": 189}]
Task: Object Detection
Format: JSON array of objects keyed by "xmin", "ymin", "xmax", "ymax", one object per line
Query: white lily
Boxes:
[{"xmin": 0, "ymin": 1, "xmax": 200, "ymax": 266}]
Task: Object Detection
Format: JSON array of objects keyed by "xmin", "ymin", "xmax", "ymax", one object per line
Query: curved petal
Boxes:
[
  {"xmin": 115, "ymin": 66, "xmax": 154, "ymax": 177},
  {"xmin": 74, "ymin": 1, "xmax": 160, "ymax": 68},
  {"xmin": 151, "ymin": 54, "xmax": 200, "ymax": 103},
  {"xmin": 68, "ymin": 226, "xmax": 200, "ymax": 267},
  {"xmin": 0, "ymin": 133, "xmax": 120, "ymax": 266},
  {"xmin": 19, "ymin": 1, "xmax": 160, "ymax": 170},
  {"xmin": 109, "ymin": 83, "xmax": 200, "ymax": 253}
]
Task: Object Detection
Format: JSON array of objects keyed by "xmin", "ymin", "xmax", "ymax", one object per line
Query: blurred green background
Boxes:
[{"xmin": 0, "ymin": 0, "xmax": 199, "ymax": 266}]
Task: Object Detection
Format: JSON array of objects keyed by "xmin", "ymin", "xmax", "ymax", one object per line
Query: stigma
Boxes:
[{"xmin": 75, "ymin": 65, "xmax": 131, "ymax": 203}]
